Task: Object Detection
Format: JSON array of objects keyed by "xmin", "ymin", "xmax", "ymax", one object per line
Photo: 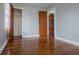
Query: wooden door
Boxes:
[
  {"xmin": 49, "ymin": 14, "xmax": 54, "ymax": 37},
  {"xmin": 9, "ymin": 4, "xmax": 14, "ymax": 41},
  {"xmin": 39, "ymin": 11, "xmax": 47, "ymax": 37}
]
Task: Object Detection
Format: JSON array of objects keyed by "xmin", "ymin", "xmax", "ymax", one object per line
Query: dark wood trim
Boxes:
[
  {"xmin": 8, "ymin": 3, "xmax": 14, "ymax": 41},
  {"xmin": 49, "ymin": 14, "xmax": 54, "ymax": 37}
]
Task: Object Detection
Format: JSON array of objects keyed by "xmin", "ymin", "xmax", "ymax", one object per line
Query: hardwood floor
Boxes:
[{"xmin": 2, "ymin": 36, "xmax": 79, "ymax": 55}]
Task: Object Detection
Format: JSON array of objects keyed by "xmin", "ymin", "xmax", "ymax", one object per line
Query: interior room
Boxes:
[{"xmin": 0, "ymin": 3, "xmax": 79, "ymax": 55}]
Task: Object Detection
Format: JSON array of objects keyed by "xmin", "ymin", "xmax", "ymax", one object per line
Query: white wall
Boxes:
[
  {"xmin": 48, "ymin": 3, "xmax": 79, "ymax": 43},
  {"xmin": 0, "ymin": 3, "xmax": 7, "ymax": 47},
  {"xmin": 14, "ymin": 13, "xmax": 22, "ymax": 36},
  {"xmin": 0, "ymin": 3, "xmax": 8, "ymax": 53},
  {"xmin": 13, "ymin": 4, "xmax": 47, "ymax": 37}
]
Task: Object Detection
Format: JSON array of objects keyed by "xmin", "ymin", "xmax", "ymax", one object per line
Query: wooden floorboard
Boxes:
[{"xmin": 1, "ymin": 36, "xmax": 79, "ymax": 55}]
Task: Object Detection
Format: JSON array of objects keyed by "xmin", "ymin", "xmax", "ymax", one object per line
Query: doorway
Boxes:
[
  {"xmin": 39, "ymin": 11, "xmax": 47, "ymax": 37},
  {"xmin": 49, "ymin": 13, "xmax": 54, "ymax": 37},
  {"xmin": 14, "ymin": 8, "xmax": 22, "ymax": 39}
]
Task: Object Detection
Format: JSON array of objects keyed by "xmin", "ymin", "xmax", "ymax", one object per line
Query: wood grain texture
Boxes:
[
  {"xmin": 8, "ymin": 4, "xmax": 14, "ymax": 42},
  {"xmin": 2, "ymin": 36, "xmax": 79, "ymax": 55},
  {"xmin": 39, "ymin": 11, "xmax": 47, "ymax": 37},
  {"xmin": 49, "ymin": 14, "xmax": 54, "ymax": 37}
]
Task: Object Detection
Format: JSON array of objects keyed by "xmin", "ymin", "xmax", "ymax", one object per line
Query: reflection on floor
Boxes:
[{"xmin": 2, "ymin": 36, "xmax": 79, "ymax": 55}]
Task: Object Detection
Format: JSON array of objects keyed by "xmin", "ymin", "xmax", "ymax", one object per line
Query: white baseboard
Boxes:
[
  {"xmin": 0, "ymin": 40, "xmax": 8, "ymax": 54},
  {"xmin": 56, "ymin": 37, "xmax": 79, "ymax": 46},
  {"xmin": 22, "ymin": 35, "xmax": 39, "ymax": 38}
]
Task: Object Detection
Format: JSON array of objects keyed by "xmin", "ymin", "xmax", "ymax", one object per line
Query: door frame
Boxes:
[
  {"xmin": 9, "ymin": 3, "xmax": 14, "ymax": 41},
  {"xmin": 14, "ymin": 7, "xmax": 23, "ymax": 38},
  {"xmin": 47, "ymin": 8, "xmax": 56, "ymax": 38}
]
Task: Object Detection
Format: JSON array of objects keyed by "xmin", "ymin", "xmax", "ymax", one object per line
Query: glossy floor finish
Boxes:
[{"xmin": 2, "ymin": 36, "xmax": 79, "ymax": 55}]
